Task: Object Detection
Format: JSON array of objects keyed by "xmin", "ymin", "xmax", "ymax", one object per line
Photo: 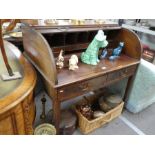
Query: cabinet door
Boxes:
[
  {"xmin": 0, "ymin": 104, "xmax": 25, "ymax": 135},
  {"xmin": 0, "ymin": 92, "xmax": 35, "ymax": 135}
]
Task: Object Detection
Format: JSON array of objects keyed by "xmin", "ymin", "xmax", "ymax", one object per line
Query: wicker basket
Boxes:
[{"xmin": 75, "ymin": 101, "xmax": 124, "ymax": 134}]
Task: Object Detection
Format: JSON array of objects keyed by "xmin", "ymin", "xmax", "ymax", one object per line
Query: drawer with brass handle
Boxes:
[
  {"xmin": 106, "ymin": 65, "xmax": 137, "ymax": 85},
  {"xmin": 120, "ymin": 65, "xmax": 137, "ymax": 77},
  {"xmin": 58, "ymin": 81, "xmax": 90, "ymax": 101},
  {"xmin": 58, "ymin": 75, "xmax": 107, "ymax": 101}
]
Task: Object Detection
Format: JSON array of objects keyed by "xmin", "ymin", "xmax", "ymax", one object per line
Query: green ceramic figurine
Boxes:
[{"xmin": 81, "ymin": 30, "xmax": 108, "ymax": 65}]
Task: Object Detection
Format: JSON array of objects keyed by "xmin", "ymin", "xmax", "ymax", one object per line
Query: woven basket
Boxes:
[{"xmin": 75, "ymin": 102, "xmax": 124, "ymax": 134}]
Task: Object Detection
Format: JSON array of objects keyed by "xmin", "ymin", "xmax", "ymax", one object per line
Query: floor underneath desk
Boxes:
[{"xmin": 34, "ymin": 90, "xmax": 155, "ymax": 135}]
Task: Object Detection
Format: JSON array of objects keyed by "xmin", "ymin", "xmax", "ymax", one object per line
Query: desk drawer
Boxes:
[
  {"xmin": 120, "ymin": 65, "xmax": 137, "ymax": 77},
  {"xmin": 58, "ymin": 75, "xmax": 107, "ymax": 101},
  {"xmin": 107, "ymin": 65, "xmax": 137, "ymax": 84}
]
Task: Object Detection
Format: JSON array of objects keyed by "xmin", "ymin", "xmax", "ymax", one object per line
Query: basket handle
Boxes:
[{"xmin": 99, "ymin": 113, "xmax": 113, "ymax": 125}]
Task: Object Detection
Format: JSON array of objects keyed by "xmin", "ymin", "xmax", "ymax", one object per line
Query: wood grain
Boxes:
[
  {"xmin": 22, "ymin": 25, "xmax": 57, "ymax": 85},
  {"xmin": 22, "ymin": 25, "xmax": 142, "ymax": 133},
  {"xmin": 0, "ymin": 41, "xmax": 36, "ymax": 135}
]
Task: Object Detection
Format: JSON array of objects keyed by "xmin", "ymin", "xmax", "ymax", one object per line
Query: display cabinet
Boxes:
[{"xmin": 22, "ymin": 23, "xmax": 142, "ymax": 133}]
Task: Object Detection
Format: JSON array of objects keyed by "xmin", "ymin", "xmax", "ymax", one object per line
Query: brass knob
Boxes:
[
  {"xmin": 59, "ymin": 90, "xmax": 64, "ymax": 93},
  {"xmin": 79, "ymin": 83, "xmax": 89, "ymax": 91}
]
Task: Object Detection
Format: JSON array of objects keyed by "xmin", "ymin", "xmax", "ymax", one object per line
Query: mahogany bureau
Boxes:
[{"xmin": 22, "ymin": 23, "xmax": 142, "ymax": 134}]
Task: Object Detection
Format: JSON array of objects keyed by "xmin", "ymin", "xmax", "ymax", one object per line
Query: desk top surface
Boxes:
[
  {"xmin": 56, "ymin": 54, "xmax": 139, "ymax": 88},
  {"xmin": 0, "ymin": 42, "xmax": 23, "ymax": 98},
  {"xmin": 0, "ymin": 41, "xmax": 36, "ymax": 113}
]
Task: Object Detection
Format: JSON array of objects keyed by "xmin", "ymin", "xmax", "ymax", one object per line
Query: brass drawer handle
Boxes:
[
  {"xmin": 124, "ymin": 69, "xmax": 128, "ymax": 73},
  {"xmin": 82, "ymin": 87, "xmax": 88, "ymax": 91},
  {"xmin": 120, "ymin": 69, "xmax": 128, "ymax": 76},
  {"xmin": 79, "ymin": 83, "xmax": 89, "ymax": 91},
  {"xmin": 59, "ymin": 90, "xmax": 64, "ymax": 93}
]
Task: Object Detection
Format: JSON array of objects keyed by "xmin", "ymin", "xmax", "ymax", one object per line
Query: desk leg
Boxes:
[
  {"xmin": 52, "ymin": 99, "xmax": 61, "ymax": 134},
  {"xmin": 123, "ymin": 75, "xmax": 134, "ymax": 103}
]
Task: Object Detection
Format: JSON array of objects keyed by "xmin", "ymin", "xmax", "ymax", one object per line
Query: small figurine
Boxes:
[
  {"xmin": 112, "ymin": 42, "xmax": 124, "ymax": 56},
  {"xmin": 56, "ymin": 50, "xmax": 64, "ymax": 69},
  {"xmin": 100, "ymin": 48, "xmax": 108, "ymax": 59},
  {"xmin": 109, "ymin": 42, "xmax": 124, "ymax": 61},
  {"xmin": 69, "ymin": 54, "xmax": 79, "ymax": 71},
  {"xmin": 81, "ymin": 30, "xmax": 108, "ymax": 65}
]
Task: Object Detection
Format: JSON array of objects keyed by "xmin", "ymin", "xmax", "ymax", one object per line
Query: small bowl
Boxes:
[{"xmin": 34, "ymin": 123, "xmax": 56, "ymax": 135}]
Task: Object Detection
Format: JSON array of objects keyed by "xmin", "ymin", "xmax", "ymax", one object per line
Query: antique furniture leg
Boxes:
[
  {"xmin": 123, "ymin": 75, "xmax": 135, "ymax": 103},
  {"xmin": 52, "ymin": 98, "xmax": 61, "ymax": 134}
]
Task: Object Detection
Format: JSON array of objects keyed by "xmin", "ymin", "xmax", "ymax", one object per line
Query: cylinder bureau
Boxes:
[{"xmin": 0, "ymin": 41, "xmax": 37, "ymax": 135}]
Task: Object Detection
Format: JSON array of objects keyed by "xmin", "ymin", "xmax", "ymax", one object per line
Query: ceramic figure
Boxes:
[
  {"xmin": 100, "ymin": 48, "xmax": 108, "ymax": 59},
  {"xmin": 109, "ymin": 42, "xmax": 124, "ymax": 61},
  {"xmin": 69, "ymin": 54, "xmax": 79, "ymax": 70},
  {"xmin": 81, "ymin": 30, "xmax": 108, "ymax": 65},
  {"xmin": 109, "ymin": 55, "xmax": 119, "ymax": 61},
  {"xmin": 112, "ymin": 42, "xmax": 124, "ymax": 56},
  {"xmin": 56, "ymin": 50, "xmax": 64, "ymax": 69}
]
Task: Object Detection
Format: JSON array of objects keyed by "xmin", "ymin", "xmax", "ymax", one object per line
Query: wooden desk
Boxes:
[
  {"xmin": 22, "ymin": 24, "xmax": 142, "ymax": 134},
  {"xmin": 0, "ymin": 41, "xmax": 36, "ymax": 134}
]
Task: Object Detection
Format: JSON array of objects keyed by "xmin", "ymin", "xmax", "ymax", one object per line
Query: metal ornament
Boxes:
[
  {"xmin": 40, "ymin": 94, "xmax": 46, "ymax": 119},
  {"xmin": 0, "ymin": 19, "xmax": 22, "ymax": 81},
  {"xmin": 0, "ymin": 19, "xmax": 14, "ymax": 76}
]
